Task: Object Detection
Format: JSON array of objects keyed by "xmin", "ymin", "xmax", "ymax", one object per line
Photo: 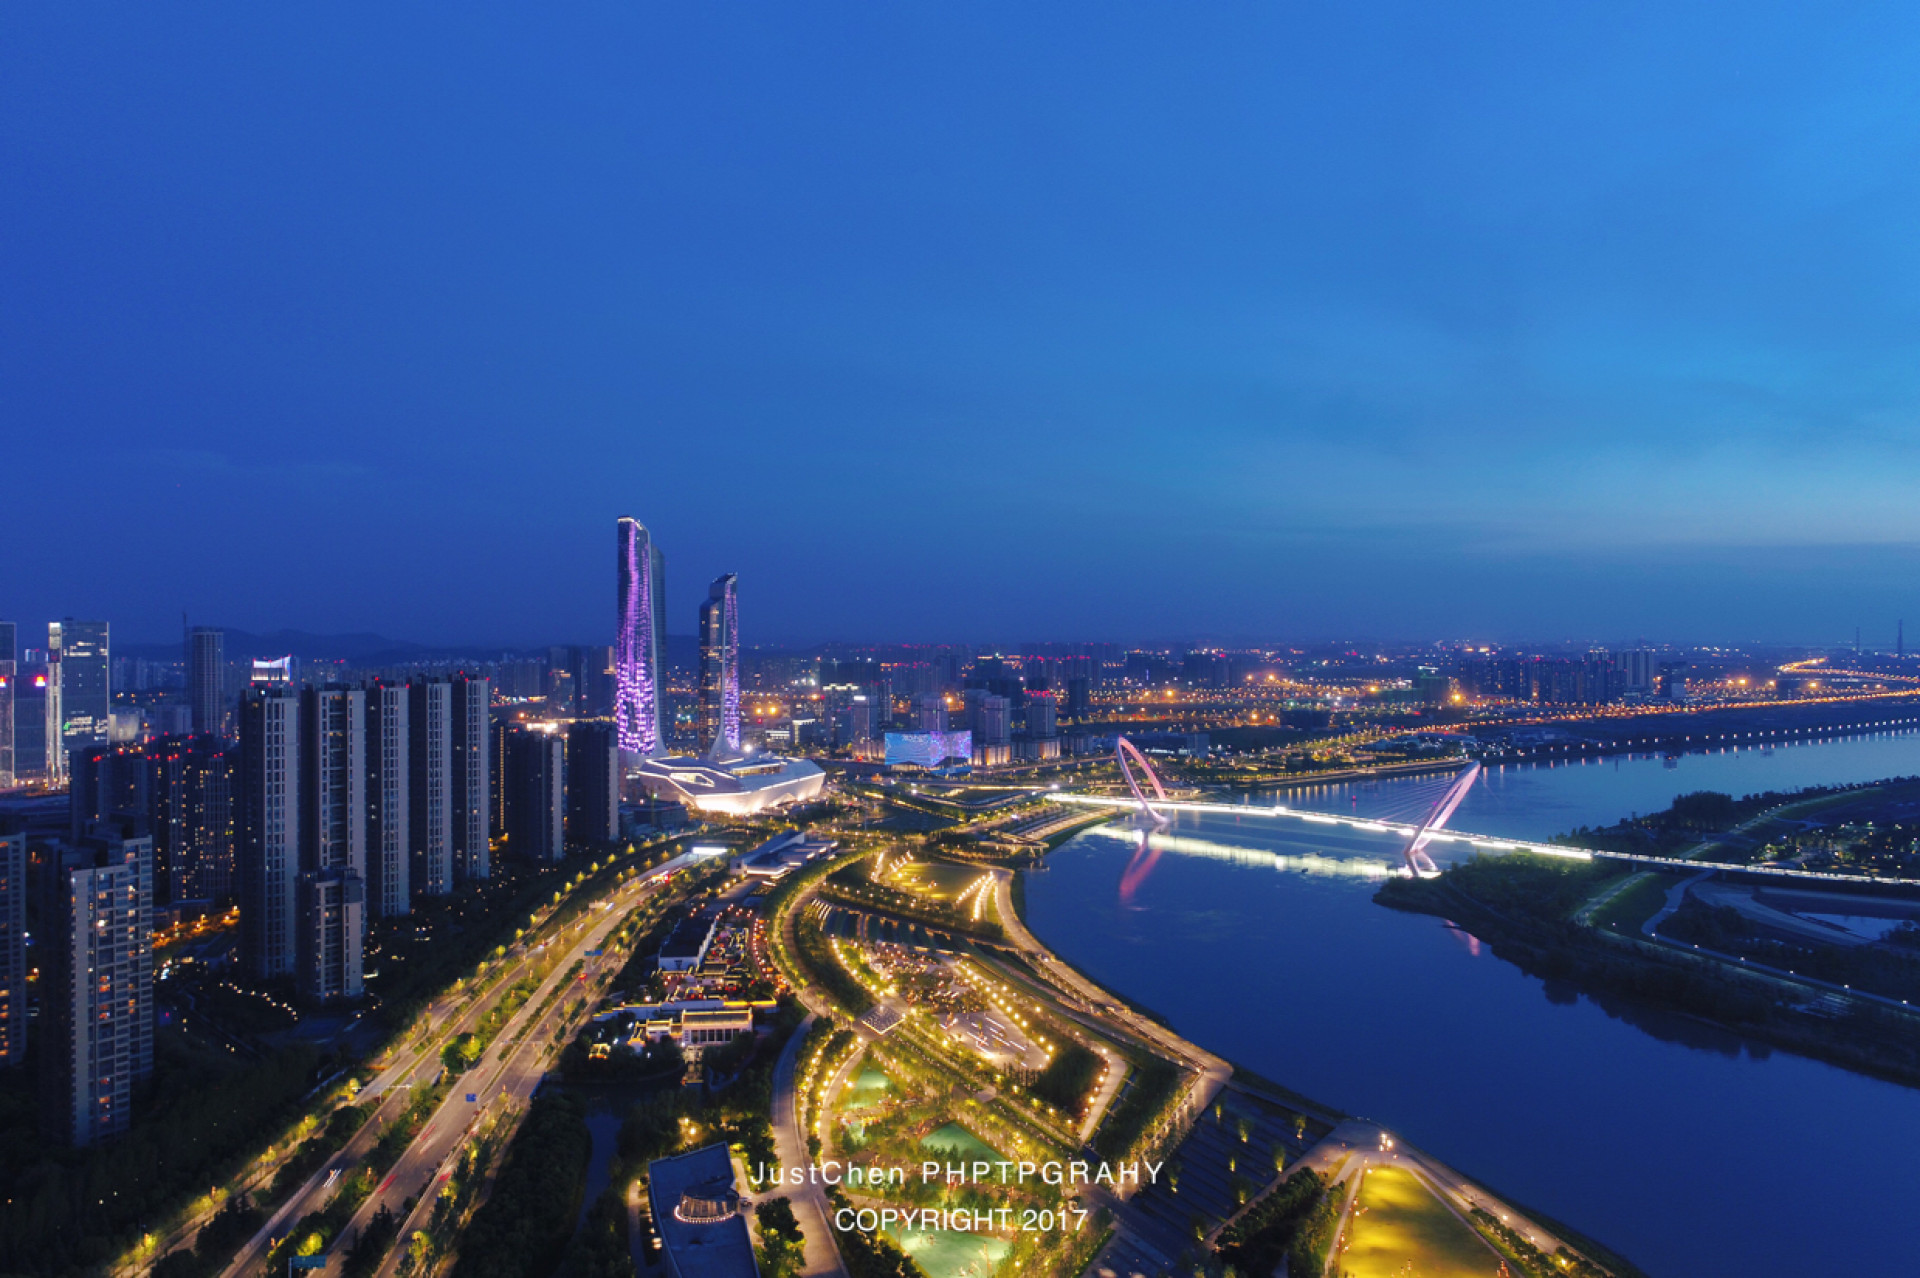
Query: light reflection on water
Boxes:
[
  {"xmin": 1083, "ymin": 822, "xmax": 1396, "ymax": 879},
  {"xmin": 1027, "ymin": 730, "xmax": 1920, "ymax": 1278}
]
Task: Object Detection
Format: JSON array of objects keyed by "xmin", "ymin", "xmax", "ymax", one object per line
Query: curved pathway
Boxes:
[{"xmin": 768, "ymin": 1012, "xmax": 850, "ymax": 1278}]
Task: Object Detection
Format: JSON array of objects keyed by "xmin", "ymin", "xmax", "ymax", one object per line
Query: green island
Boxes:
[{"xmin": 1379, "ymin": 779, "xmax": 1920, "ymax": 1089}]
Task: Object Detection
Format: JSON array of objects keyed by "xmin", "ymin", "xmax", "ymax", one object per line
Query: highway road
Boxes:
[
  {"xmin": 137, "ymin": 928, "xmax": 560, "ymax": 1278},
  {"xmin": 125, "ymin": 980, "xmax": 473, "ymax": 1278},
  {"xmin": 216, "ymin": 849, "xmax": 708, "ymax": 1277}
]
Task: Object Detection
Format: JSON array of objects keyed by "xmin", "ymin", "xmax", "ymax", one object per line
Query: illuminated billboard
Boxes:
[{"xmin": 884, "ymin": 730, "xmax": 972, "ymax": 769}]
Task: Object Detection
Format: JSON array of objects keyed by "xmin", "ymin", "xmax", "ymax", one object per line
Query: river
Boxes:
[{"xmin": 1023, "ymin": 728, "xmax": 1920, "ymax": 1278}]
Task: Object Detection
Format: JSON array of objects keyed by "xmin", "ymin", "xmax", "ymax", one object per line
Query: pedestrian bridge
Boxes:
[{"xmin": 1052, "ymin": 792, "xmax": 1920, "ymax": 889}]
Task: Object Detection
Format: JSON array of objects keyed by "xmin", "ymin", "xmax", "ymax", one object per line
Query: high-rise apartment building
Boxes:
[
  {"xmin": 43, "ymin": 828, "xmax": 152, "ymax": 1146},
  {"xmin": 566, "ymin": 720, "xmax": 620, "ymax": 847},
  {"xmin": 188, "ymin": 626, "xmax": 226, "ymax": 737},
  {"xmin": 407, "ymin": 679, "xmax": 452, "ymax": 897},
  {"xmin": 69, "ymin": 744, "xmax": 149, "ymax": 842},
  {"xmin": 50, "ymin": 619, "xmax": 110, "ymax": 760},
  {"xmin": 834, "ymin": 694, "xmax": 877, "ymax": 750},
  {"xmin": 505, "ymin": 728, "xmax": 565, "ymax": 863},
  {"xmin": 967, "ymin": 692, "xmax": 1012, "ymax": 746},
  {"xmin": 912, "ymin": 694, "xmax": 949, "ymax": 733},
  {"xmin": 1615, "ymin": 648, "xmax": 1657, "ymax": 695},
  {"xmin": 1064, "ymin": 676, "xmax": 1091, "ymax": 721},
  {"xmin": 74, "ymin": 739, "xmax": 232, "ymax": 906},
  {"xmin": 238, "ymin": 687, "xmax": 300, "ymax": 980},
  {"xmin": 450, "ymin": 675, "xmax": 490, "ymax": 883},
  {"xmin": 494, "ymin": 723, "xmax": 516, "ymax": 848},
  {"xmin": 296, "ymin": 870, "xmax": 364, "ymax": 1003},
  {"xmin": 1182, "ymin": 650, "xmax": 1230, "ymax": 690},
  {"xmin": 301, "ymin": 686, "xmax": 366, "ymax": 877},
  {"xmin": 149, "ymin": 735, "xmax": 234, "ymax": 904},
  {"xmin": 0, "ymin": 621, "xmax": 14, "ymax": 787},
  {"xmin": 299, "ymin": 686, "xmax": 366, "ymax": 1003},
  {"xmin": 585, "ymin": 645, "xmax": 616, "ymax": 718},
  {"xmin": 10, "ymin": 660, "xmax": 51, "ymax": 781},
  {"xmin": 549, "ymin": 645, "xmax": 616, "ymax": 718},
  {"xmin": 364, "ymin": 682, "xmax": 410, "ymax": 917},
  {"xmin": 545, "ymin": 649, "xmax": 578, "ymax": 715},
  {"xmin": 1027, "ymin": 690, "xmax": 1058, "ymax": 738},
  {"xmin": 0, "ymin": 828, "xmax": 23, "ymax": 1067},
  {"xmin": 615, "ymin": 516, "xmax": 667, "ymax": 757},
  {"xmin": 697, "ymin": 574, "xmax": 741, "ymax": 757}
]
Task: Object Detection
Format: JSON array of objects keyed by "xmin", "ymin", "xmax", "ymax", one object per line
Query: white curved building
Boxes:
[{"xmin": 634, "ymin": 752, "xmax": 826, "ymax": 816}]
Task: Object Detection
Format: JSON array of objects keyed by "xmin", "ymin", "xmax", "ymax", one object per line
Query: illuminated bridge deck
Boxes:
[{"xmin": 1053, "ymin": 793, "xmax": 1920, "ymax": 888}]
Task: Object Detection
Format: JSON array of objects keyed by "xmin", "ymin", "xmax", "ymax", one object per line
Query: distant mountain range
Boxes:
[{"xmin": 115, "ymin": 629, "xmax": 510, "ymax": 664}]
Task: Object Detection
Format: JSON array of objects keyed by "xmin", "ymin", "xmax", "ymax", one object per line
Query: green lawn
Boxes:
[
  {"xmin": 1342, "ymin": 1165, "xmax": 1502, "ymax": 1278},
  {"xmin": 1588, "ymin": 872, "xmax": 1675, "ymax": 933},
  {"xmin": 920, "ymin": 1122, "xmax": 1001, "ymax": 1162},
  {"xmin": 894, "ymin": 862, "xmax": 985, "ymax": 902},
  {"xmin": 884, "ymin": 1226, "xmax": 1010, "ymax": 1278},
  {"xmin": 842, "ymin": 1066, "xmax": 893, "ymax": 1109}
]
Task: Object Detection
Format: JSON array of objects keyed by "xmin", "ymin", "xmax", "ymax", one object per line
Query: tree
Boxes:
[
  {"xmin": 343, "ymin": 1206, "xmax": 400, "ymax": 1278},
  {"xmin": 443, "ymin": 1033, "xmax": 483, "ymax": 1073},
  {"xmin": 704, "ymin": 1030, "xmax": 757, "ymax": 1077},
  {"xmin": 1667, "ymin": 791, "xmax": 1737, "ymax": 830},
  {"xmin": 758, "ymin": 1196, "xmax": 802, "ymax": 1244},
  {"xmin": 755, "ymin": 1196, "xmax": 805, "ymax": 1278}
]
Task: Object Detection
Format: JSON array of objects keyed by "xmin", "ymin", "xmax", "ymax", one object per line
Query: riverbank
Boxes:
[
  {"xmin": 995, "ymin": 857, "xmax": 1638, "ymax": 1277},
  {"xmin": 1204, "ymin": 693, "xmax": 1920, "ymax": 791},
  {"xmin": 1023, "ymin": 729, "xmax": 1920, "ymax": 1277},
  {"xmin": 1376, "ymin": 854, "xmax": 1920, "ymax": 1090}
]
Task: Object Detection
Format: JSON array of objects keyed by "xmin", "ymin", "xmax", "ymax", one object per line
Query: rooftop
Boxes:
[{"xmin": 648, "ymin": 1143, "xmax": 760, "ymax": 1278}]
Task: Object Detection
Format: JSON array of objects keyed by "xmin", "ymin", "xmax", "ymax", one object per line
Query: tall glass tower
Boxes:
[
  {"xmin": 187, "ymin": 626, "xmax": 226, "ymax": 737},
  {"xmin": 50, "ymin": 619, "xmax": 109, "ymax": 758},
  {"xmin": 697, "ymin": 574, "xmax": 741, "ymax": 758},
  {"xmin": 0, "ymin": 621, "xmax": 14, "ymax": 788},
  {"xmin": 614, "ymin": 517, "xmax": 667, "ymax": 757}
]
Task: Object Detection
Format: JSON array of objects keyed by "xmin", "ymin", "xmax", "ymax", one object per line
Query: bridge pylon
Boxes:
[{"xmin": 1402, "ymin": 762, "xmax": 1481, "ymax": 877}]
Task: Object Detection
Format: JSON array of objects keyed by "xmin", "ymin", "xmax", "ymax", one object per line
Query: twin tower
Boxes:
[{"xmin": 614, "ymin": 517, "xmax": 740, "ymax": 760}]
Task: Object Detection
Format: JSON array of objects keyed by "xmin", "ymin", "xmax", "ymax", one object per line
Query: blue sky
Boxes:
[{"xmin": 7, "ymin": 4, "xmax": 1920, "ymax": 647}]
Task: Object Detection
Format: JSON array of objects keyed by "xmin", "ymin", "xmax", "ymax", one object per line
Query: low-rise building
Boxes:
[
  {"xmin": 635, "ymin": 752, "xmax": 826, "ymax": 816},
  {"xmin": 648, "ymin": 1143, "xmax": 759, "ymax": 1278},
  {"xmin": 732, "ymin": 830, "xmax": 837, "ymax": 880},
  {"xmin": 679, "ymin": 1007, "xmax": 754, "ymax": 1049},
  {"xmin": 589, "ymin": 1000, "xmax": 756, "ymax": 1056},
  {"xmin": 659, "ymin": 912, "xmax": 721, "ymax": 972}
]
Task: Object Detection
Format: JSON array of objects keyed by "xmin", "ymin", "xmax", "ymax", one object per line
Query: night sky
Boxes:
[{"xmin": 8, "ymin": 5, "xmax": 1920, "ymax": 647}]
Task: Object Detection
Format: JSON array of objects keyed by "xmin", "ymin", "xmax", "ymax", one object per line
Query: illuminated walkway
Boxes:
[{"xmin": 1052, "ymin": 793, "xmax": 1920, "ymax": 887}]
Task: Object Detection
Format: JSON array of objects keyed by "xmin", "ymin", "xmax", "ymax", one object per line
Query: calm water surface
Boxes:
[{"xmin": 1024, "ymin": 730, "xmax": 1920, "ymax": 1278}]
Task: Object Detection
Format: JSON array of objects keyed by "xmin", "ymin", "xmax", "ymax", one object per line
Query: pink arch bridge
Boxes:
[{"xmin": 1115, "ymin": 736, "xmax": 1173, "ymax": 903}]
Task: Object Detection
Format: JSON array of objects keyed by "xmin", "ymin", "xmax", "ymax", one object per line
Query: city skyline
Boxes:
[{"xmin": 12, "ymin": 11, "xmax": 1920, "ymax": 1277}]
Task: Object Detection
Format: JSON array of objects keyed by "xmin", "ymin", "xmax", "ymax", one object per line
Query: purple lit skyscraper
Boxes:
[
  {"xmin": 697, "ymin": 573, "xmax": 740, "ymax": 757},
  {"xmin": 615, "ymin": 517, "xmax": 667, "ymax": 757}
]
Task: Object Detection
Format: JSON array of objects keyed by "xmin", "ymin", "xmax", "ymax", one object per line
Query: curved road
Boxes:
[
  {"xmin": 990, "ymin": 869, "xmax": 1231, "ymax": 1126},
  {"xmin": 767, "ymin": 1013, "xmax": 851, "ymax": 1278}
]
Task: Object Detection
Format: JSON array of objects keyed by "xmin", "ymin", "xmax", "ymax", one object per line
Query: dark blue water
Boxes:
[
  {"xmin": 1280, "ymin": 728, "xmax": 1920, "ymax": 839},
  {"xmin": 1025, "ymin": 729, "xmax": 1920, "ymax": 1278}
]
